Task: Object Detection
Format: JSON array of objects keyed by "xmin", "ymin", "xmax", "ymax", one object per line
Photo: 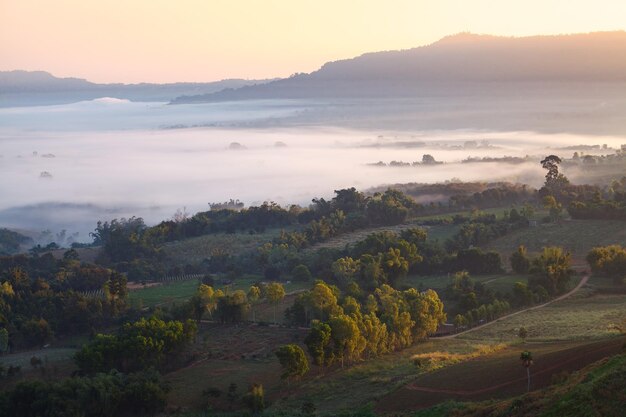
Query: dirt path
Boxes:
[{"xmin": 439, "ymin": 274, "xmax": 590, "ymax": 340}]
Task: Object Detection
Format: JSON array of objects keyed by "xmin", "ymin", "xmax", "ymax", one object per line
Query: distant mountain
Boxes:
[
  {"xmin": 0, "ymin": 71, "xmax": 275, "ymax": 106},
  {"xmin": 172, "ymin": 31, "xmax": 626, "ymax": 103}
]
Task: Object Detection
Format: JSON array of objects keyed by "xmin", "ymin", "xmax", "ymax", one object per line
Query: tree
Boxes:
[
  {"xmin": 510, "ymin": 245, "xmax": 531, "ymax": 274},
  {"xmin": 530, "ymin": 247, "xmax": 572, "ymax": 294},
  {"xmin": 520, "ymin": 351, "xmax": 533, "ymax": 392},
  {"xmin": 265, "ymin": 282, "xmax": 286, "ymax": 324},
  {"xmin": 248, "ymin": 285, "xmax": 261, "ymax": 322},
  {"xmin": 0, "ymin": 328, "xmax": 8, "ymax": 354},
  {"xmin": 453, "ymin": 314, "xmax": 467, "ymax": 330},
  {"xmin": 331, "ymin": 257, "xmax": 359, "ymax": 287},
  {"xmin": 243, "ymin": 384, "xmax": 264, "ymax": 416},
  {"xmin": 292, "ymin": 264, "xmax": 312, "ymax": 282},
  {"xmin": 543, "ymin": 195, "xmax": 563, "ymax": 222},
  {"xmin": 518, "ymin": 326, "xmax": 528, "ymax": 342},
  {"xmin": 275, "ymin": 344, "xmax": 309, "ymax": 384},
  {"xmin": 227, "ymin": 382, "xmax": 238, "ymax": 410},
  {"xmin": 305, "ymin": 321, "xmax": 333, "ymax": 366},
  {"xmin": 329, "ymin": 314, "xmax": 365, "ymax": 367}
]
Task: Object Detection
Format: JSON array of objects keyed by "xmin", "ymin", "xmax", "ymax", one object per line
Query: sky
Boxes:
[{"xmin": 1, "ymin": 0, "xmax": 626, "ymax": 83}]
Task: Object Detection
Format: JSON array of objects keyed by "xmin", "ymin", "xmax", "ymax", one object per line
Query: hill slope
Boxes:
[
  {"xmin": 0, "ymin": 70, "xmax": 274, "ymax": 106},
  {"xmin": 173, "ymin": 31, "xmax": 626, "ymax": 102}
]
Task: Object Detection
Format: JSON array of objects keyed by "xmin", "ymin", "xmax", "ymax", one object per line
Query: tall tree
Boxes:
[
  {"xmin": 520, "ymin": 351, "xmax": 533, "ymax": 392},
  {"xmin": 265, "ymin": 282, "xmax": 286, "ymax": 324},
  {"xmin": 275, "ymin": 344, "xmax": 309, "ymax": 384},
  {"xmin": 247, "ymin": 285, "xmax": 261, "ymax": 322}
]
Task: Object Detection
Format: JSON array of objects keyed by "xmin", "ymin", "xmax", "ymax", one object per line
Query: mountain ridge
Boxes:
[{"xmin": 171, "ymin": 31, "xmax": 626, "ymax": 103}]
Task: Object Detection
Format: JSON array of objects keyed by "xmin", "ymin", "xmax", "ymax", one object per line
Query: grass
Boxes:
[
  {"xmin": 165, "ymin": 323, "xmax": 307, "ymax": 411},
  {"xmin": 162, "ymin": 228, "xmax": 290, "ymax": 265},
  {"xmin": 458, "ymin": 291, "xmax": 626, "ymax": 343},
  {"xmin": 483, "ymin": 219, "xmax": 626, "ymax": 264}
]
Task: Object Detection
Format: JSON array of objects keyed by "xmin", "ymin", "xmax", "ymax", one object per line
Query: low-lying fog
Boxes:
[{"xmin": 1, "ymin": 98, "xmax": 624, "ymax": 242}]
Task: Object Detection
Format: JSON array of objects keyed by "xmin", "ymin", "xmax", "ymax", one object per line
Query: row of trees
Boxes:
[{"xmin": 181, "ymin": 281, "xmax": 286, "ymax": 324}]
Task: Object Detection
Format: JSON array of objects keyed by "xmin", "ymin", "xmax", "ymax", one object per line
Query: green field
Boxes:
[
  {"xmin": 484, "ymin": 219, "xmax": 626, "ymax": 263},
  {"xmin": 162, "ymin": 228, "xmax": 290, "ymax": 265}
]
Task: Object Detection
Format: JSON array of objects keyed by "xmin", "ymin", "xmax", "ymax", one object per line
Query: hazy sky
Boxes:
[{"xmin": 1, "ymin": 0, "xmax": 625, "ymax": 83}]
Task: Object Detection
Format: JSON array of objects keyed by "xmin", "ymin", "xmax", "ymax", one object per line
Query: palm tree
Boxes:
[{"xmin": 520, "ymin": 351, "xmax": 533, "ymax": 392}]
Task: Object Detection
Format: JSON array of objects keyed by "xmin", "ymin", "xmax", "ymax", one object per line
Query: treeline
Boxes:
[
  {"xmin": 0, "ymin": 252, "xmax": 127, "ymax": 350},
  {"xmin": 89, "ymin": 188, "xmax": 420, "ymax": 280},
  {"xmin": 568, "ymin": 178, "xmax": 626, "ymax": 220},
  {"xmin": 0, "ymin": 370, "xmax": 169, "ymax": 417},
  {"xmin": 170, "ymin": 281, "xmax": 286, "ymax": 325},
  {"xmin": 371, "ymin": 182, "xmax": 538, "ymax": 212}
]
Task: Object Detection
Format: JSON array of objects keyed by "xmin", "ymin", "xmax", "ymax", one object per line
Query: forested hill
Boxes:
[{"xmin": 172, "ymin": 31, "xmax": 626, "ymax": 103}]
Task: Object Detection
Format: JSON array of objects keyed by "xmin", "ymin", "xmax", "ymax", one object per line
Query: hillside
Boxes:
[
  {"xmin": 172, "ymin": 31, "xmax": 626, "ymax": 102},
  {"xmin": 417, "ymin": 352, "xmax": 626, "ymax": 417},
  {"xmin": 0, "ymin": 70, "xmax": 274, "ymax": 106}
]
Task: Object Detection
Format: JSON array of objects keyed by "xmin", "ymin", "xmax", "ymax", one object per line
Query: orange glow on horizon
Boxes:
[{"xmin": 1, "ymin": 0, "xmax": 625, "ymax": 83}]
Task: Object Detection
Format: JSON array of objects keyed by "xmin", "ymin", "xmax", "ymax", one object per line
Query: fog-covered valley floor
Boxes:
[{"xmin": 1, "ymin": 97, "xmax": 625, "ymax": 241}]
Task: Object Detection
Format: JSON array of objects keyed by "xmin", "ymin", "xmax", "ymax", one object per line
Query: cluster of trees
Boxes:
[
  {"xmin": 446, "ymin": 271, "xmax": 511, "ymax": 327},
  {"xmin": 587, "ymin": 245, "xmax": 626, "ymax": 284},
  {"xmin": 285, "ymin": 280, "xmax": 445, "ymax": 368},
  {"xmin": 74, "ymin": 316, "xmax": 197, "ymax": 374},
  {"xmin": 0, "ymin": 253, "xmax": 127, "ymax": 350},
  {"xmin": 509, "ymin": 246, "xmax": 573, "ymax": 306},
  {"xmin": 0, "ymin": 369, "xmax": 169, "ymax": 417},
  {"xmin": 177, "ymin": 281, "xmax": 286, "ymax": 324},
  {"xmin": 568, "ymin": 180, "xmax": 626, "ymax": 220},
  {"xmin": 447, "ymin": 185, "xmax": 536, "ymax": 211},
  {"xmin": 444, "ymin": 209, "xmax": 530, "ymax": 252},
  {"xmin": 453, "ymin": 299, "xmax": 510, "ymax": 329}
]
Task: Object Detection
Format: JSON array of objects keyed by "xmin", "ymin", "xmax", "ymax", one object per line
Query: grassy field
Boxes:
[
  {"xmin": 458, "ymin": 291, "xmax": 626, "ymax": 343},
  {"xmin": 162, "ymin": 228, "xmax": 290, "ymax": 265},
  {"xmin": 0, "ymin": 347, "xmax": 78, "ymax": 390},
  {"xmin": 483, "ymin": 219, "xmax": 626, "ymax": 264},
  {"xmin": 165, "ymin": 323, "xmax": 308, "ymax": 411}
]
